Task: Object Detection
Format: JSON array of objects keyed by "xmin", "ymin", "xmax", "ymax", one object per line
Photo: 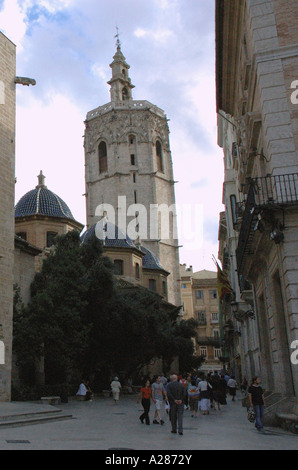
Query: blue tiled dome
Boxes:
[
  {"xmin": 15, "ymin": 171, "xmax": 75, "ymax": 220},
  {"xmin": 80, "ymin": 222, "xmax": 137, "ymax": 249},
  {"xmin": 140, "ymin": 246, "xmax": 166, "ymax": 272}
]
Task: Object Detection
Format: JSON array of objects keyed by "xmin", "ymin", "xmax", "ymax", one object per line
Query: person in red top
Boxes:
[{"xmin": 137, "ymin": 380, "xmax": 152, "ymax": 425}]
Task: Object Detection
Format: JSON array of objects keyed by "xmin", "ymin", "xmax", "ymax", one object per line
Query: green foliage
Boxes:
[{"xmin": 13, "ymin": 231, "xmax": 198, "ymax": 389}]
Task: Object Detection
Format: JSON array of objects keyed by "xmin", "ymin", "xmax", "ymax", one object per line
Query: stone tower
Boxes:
[
  {"xmin": 0, "ymin": 32, "xmax": 16, "ymax": 401},
  {"xmin": 84, "ymin": 42, "xmax": 181, "ymax": 306}
]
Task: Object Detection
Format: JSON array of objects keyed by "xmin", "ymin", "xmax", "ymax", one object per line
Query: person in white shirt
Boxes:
[
  {"xmin": 227, "ymin": 376, "xmax": 237, "ymax": 401},
  {"xmin": 198, "ymin": 375, "xmax": 212, "ymax": 415},
  {"xmin": 111, "ymin": 377, "xmax": 122, "ymax": 404}
]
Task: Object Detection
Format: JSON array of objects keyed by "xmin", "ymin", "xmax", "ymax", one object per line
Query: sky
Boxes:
[{"xmin": 0, "ymin": 0, "xmax": 224, "ymax": 272}]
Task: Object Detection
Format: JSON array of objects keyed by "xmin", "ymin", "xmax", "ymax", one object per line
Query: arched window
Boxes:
[
  {"xmin": 114, "ymin": 259, "xmax": 124, "ymax": 276},
  {"xmin": 99, "ymin": 141, "xmax": 108, "ymax": 173},
  {"xmin": 122, "ymin": 87, "xmax": 129, "ymax": 101},
  {"xmin": 156, "ymin": 140, "xmax": 163, "ymax": 172},
  {"xmin": 135, "ymin": 263, "xmax": 140, "ymax": 279}
]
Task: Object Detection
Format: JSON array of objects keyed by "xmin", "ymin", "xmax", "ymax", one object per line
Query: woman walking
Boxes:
[
  {"xmin": 198, "ymin": 374, "xmax": 212, "ymax": 415},
  {"xmin": 248, "ymin": 377, "xmax": 266, "ymax": 431},
  {"xmin": 110, "ymin": 376, "xmax": 121, "ymax": 404},
  {"xmin": 138, "ymin": 380, "xmax": 152, "ymax": 425},
  {"xmin": 188, "ymin": 379, "xmax": 200, "ymax": 418}
]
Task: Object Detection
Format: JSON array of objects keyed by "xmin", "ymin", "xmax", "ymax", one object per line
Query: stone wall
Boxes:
[{"xmin": 0, "ymin": 32, "xmax": 16, "ymax": 401}]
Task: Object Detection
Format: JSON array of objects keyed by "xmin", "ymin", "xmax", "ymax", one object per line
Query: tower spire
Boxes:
[
  {"xmin": 107, "ymin": 32, "xmax": 135, "ymax": 103},
  {"xmin": 115, "ymin": 25, "xmax": 121, "ymax": 50}
]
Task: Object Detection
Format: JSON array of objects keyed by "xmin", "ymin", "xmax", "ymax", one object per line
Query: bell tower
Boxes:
[{"xmin": 84, "ymin": 40, "xmax": 181, "ymax": 307}]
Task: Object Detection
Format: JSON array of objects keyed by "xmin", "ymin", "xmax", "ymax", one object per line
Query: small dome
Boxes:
[
  {"xmin": 15, "ymin": 171, "xmax": 75, "ymax": 221},
  {"xmin": 80, "ymin": 221, "xmax": 137, "ymax": 250},
  {"xmin": 140, "ymin": 246, "xmax": 167, "ymax": 272}
]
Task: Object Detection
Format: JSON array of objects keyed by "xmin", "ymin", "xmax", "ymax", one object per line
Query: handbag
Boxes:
[{"xmin": 247, "ymin": 408, "xmax": 256, "ymax": 423}]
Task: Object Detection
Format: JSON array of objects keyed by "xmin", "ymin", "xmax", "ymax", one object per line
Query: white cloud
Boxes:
[
  {"xmin": 134, "ymin": 27, "xmax": 174, "ymax": 44},
  {"xmin": 0, "ymin": 0, "xmax": 27, "ymax": 49}
]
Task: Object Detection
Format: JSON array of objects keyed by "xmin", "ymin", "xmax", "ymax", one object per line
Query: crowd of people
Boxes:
[
  {"xmin": 136, "ymin": 371, "xmax": 251, "ymax": 435},
  {"xmin": 75, "ymin": 371, "xmax": 265, "ymax": 434}
]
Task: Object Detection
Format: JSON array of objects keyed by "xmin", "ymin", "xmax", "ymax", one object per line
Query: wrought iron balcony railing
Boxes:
[{"xmin": 236, "ymin": 173, "xmax": 298, "ymax": 275}]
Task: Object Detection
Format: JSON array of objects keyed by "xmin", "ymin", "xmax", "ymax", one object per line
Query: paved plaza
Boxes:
[{"xmin": 0, "ymin": 394, "xmax": 297, "ymax": 451}]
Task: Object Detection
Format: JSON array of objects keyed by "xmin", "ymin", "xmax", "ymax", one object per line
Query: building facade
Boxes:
[
  {"xmin": 84, "ymin": 44, "xmax": 181, "ymax": 307},
  {"xmin": 216, "ymin": 0, "xmax": 298, "ymax": 402},
  {"xmin": 180, "ymin": 265, "xmax": 222, "ymax": 372},
  {"xmin": 0, "ymin": 32, "xmax": 16, "ymax": 401}
]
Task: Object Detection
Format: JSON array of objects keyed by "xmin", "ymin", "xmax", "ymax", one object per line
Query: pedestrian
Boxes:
[
  {"xmin": 210, "ymin": 372, "xmax": 221, "ymax": 410},
  {"xmin": 76, "ymin": 379, "xmax": 93, "ymax": 401},
  {"xmin": 218, "ymin": 375, "xmax": 228, "ymax": 405},
  {"xmin": 241, "ymin": 377, "xmax": 248, "ymax": 394},
  {"xmin": 137, "ymin": 379, "xmax": 152, "ymax": 425},
  {"xmin": 151, "ymin": 376, "xmax": 166, "ymax": 425},
  {"xmin": 198, "ymin": 374, "xmax": 212, "ymax": 415},
  {"xmin": 187, "ymin": 379, "xmax": 200, "ymax": 418},
  {"xmin": 167, "ymin": 374, "xmax": 186, "ymax": 435},
  {"xmin": 228, "ymin": 376, "xmax": 237, "ymax": 401},
  {"xmin": 248, "ymin": 377, "xmax": 266, "ymax": 432},
  {"xmin": 110, "ymin": 376, "xmax": 121, "ymax": 404}
]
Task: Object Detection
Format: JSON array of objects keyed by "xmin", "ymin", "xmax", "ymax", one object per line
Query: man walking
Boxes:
[
  {"xmin": 151, "ymin": 376, "xmax": 166, "ymax": 425},
  {"xmin": 166, "ymin": 374, "xmax": 186, "ymax": 435}
]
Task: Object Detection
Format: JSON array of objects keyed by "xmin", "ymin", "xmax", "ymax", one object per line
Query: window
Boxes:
[
  {"xmin": 197, "ymin": 311, "xmax": 206, "ymax": 325},
  {"xmin": 133, "ymin": 173, "xmax": 136, "ymax": 183},
  {"xmin": 181, "ymin": 283, "xmax": 187, "ymax": 289},
  {"xmin": 149, "ymin": 279, "xmax": 157, "ymax": 292},
  {"xmin": 134, "ymin": 191, "xmax": 137, "ymax": 204},
  {"xmin": 47, "ymin": 231, "xmax": 58, "ymax": 247},
  {"xmin": 135, "ymin": 263, "xmax": 140, "ymax": 279},
  {"xmin": 130, "ymin": 154, "xmax": 135, "ymax": 165},
  {"xmin": 16, "ymin": 232, "xmax": 27, "ymax": 241},
  {"xmin": 114, "ymin": 260, "xmax": 124, "ymax": 276},
  {"xmin": 210, "ymin": 289, "xmax": 217, "ymax": 299},
  {"xmin": 211, "ymin": 313, "xmax": 219, "ymax": 323},
  {"xmin": 195, "ymin": 290, "xmax": 204, "ymax": 300},
  {"xmin": 162, "ymin": 281, "xmax": 167, "ymax": 297},
  {"xmin": 156, "ymin": 140, "xmax": 163, "ymax": 172},
  {"xmin": 230, "ymin": 195, "xmax": 237, "ymax": 226},
  {"xmin": 99, "ymin": 141, "xmax": 108, "ymax": 173},
  {"xmin": 213, "ymin": 330, "xmax": 220, "ymax": 340},
  {"xmin": 122, "ymin": 87, "xmax": 129, "ymax": 100},
  {"xmin": 214, "ymin": 348, "xmax": 221, "ymax": 359},
  {"xmin": 200, "ymin": 347, "xmax": 207, "ymax": 358}
]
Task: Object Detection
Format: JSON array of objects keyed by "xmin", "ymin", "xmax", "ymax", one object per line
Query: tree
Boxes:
[{"xmin": 13, "ymin": 231, "xmax": 199, "ymax": 389}]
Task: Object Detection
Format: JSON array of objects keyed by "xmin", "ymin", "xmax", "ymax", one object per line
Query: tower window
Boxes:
[
  {"xmin": 149, "ymin": 279, "xmax": 157, "ymax": 292},
  {"xmin": 122, "ymin": 87, "xmax": 129, "ymax": 101},
  {"xmin": 99, "ymin": 141, "xmax": 108, "ymax": 173},
  {"xmin": 47, "ymin": 231, "xmax": 58, "ymax": 248},
  {"xmin": 130, "ymin": 154, "xmax": 135, "ymax": 165},
  {"xmin": 114, "ymin": 259, "xmax": 124, "ymax": 276},
  {"xmin": 133, "ymin": 173, "xmax": 136, "ymax": 183},
  {"xmin": 134, "ymin": 191, "xmax": 137, "ymax": 204},
  {"xmin": 135, "ymin": 263, "xmax": 140, "ymax": 279},
  {"xmin": 156, "ymin": 140, "xmax": 163, "ymax": 172}
]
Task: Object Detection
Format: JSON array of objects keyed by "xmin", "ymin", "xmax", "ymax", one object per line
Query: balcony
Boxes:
[
  {"xmin": 236, "ymin": 173, "xmax": 298, "ymax": 275},
  {"xmin": 197, "ymin": 336, "xmax": 221, "ymax": 348}
]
